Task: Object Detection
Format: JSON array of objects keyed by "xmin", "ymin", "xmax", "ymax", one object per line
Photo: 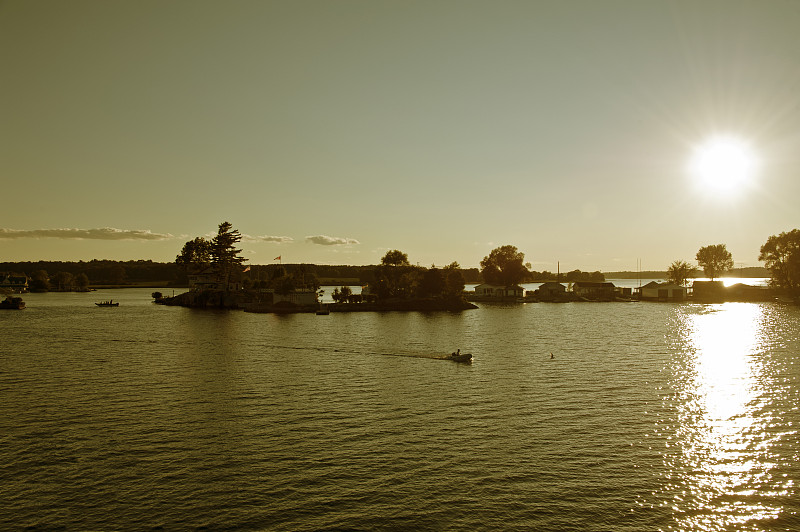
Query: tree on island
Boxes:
[
  {"xmin": 759, "ymin": 229, "xmax": 800, "ymax": 300},
  {"xmin": 30, "ymin": 270, "xmax": 50, "ymax": 292},
  {"xmin": 480, "ymin": 245, "xmax": 530, "ymax": 287},
  {"xmin": 332, "ymin": 286, "xmax": 353, "ymax": 303},
  {"xmin": 75, "ymin": 273, "xmax": 90, "ymax": 291},
  {"xmin": 667, "ymin": 260, "xmax": 696, "ymax": 287},
  {"xmin": 564, "ymin": 269, "xmax": 605, "ymax": 283},
  {"xmin": 381, "ymin": 249, "xmax": 410, "ymax": 267},
  {"xmin": 419, "ymin": 267, "xmax": 445, "ymax": 297},
  {"xmin": 211, "ymin": 221, "xmax": 247, "ymax": 291},
  {"xmin": 444, "ymin": 262, "xmax": 466, "ymax": 297},
  {"xmin": 696, "ymin": 244, "xmax": 733, "ymax": 281},
  {"xmin": 266, "ymin": 264, "xmax": 320, "ymax": 296},
  {"xmin": 274, "ymin": 275, "xmax": 297, "ymax": 295},
  {"xmin": 52, "ymin": 271, "xmax": 75, "ymax": 291},
  {"xmin": 372, "ymin": 249, "xmax": 414, "ymax": 298},
  {"xmin": 176, "ymin": 237, "xmax": 212, "ymax": 273}
]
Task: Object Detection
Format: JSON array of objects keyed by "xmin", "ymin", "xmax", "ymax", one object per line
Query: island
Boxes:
[{"xmin": 163, "ymin": 222, "xmax": 476, "ymax": 313}]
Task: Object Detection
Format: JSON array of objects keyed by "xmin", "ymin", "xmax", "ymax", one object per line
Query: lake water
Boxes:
[{"xmin": 2, "ymin": 288, "xmax": 798, "ymax": 531}]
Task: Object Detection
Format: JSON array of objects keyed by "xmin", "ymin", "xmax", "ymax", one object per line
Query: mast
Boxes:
[{"xmin": 638, "ymin": 258, "xmax": 641, "ymax": 289}]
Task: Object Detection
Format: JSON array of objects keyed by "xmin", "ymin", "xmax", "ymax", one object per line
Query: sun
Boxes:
[{"xmin": 689, "ymin": 135, "xmax": 759, "ymax": 195}]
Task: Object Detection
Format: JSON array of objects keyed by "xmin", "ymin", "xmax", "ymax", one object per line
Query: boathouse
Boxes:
[
  {"xmin": 692, "ymin": 280, "xmax": 726, "ymax": 302},
  {"xmin": 188, "ymin": 267, "xmax": 220, "ymax": 291},
  {"xmin": 473, "ymin": 284, "xmax": 525, "ymax": 299},
  {"xmin": 270, "ymin": 289, "xmax": 318, "ymax": 306},
  {"xmin": 188, "ymin": 267, "xmax": 242, "ymax": 291},
  {"xmin": 535, "ymin": 282, "xmax": 566, "ymax": 301},
  {"xmin": 571, "ymin": 281, "xmax": 616, "ymax": 300},
  {"xmin": 639, "ymin": 281, "xmax": 686, "ymax": 301}
]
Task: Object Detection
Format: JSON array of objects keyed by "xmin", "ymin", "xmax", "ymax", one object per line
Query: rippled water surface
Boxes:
[{"xmin": 2, "ymin": 289, "xmax": 799, "ymax": 530}]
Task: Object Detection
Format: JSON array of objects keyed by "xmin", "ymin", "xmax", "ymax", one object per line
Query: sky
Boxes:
[{"xmin": 2, "ymin": 0, "xmax": 799, "ymax": 271}]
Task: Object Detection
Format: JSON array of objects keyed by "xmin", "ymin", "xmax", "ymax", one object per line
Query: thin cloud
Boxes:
[
  {"xmin": 0, "ymin": 227, "xmax": 173, "ymax": 240},
  {"xmin": 242, "ymin": 234, "xmax": 294, "ymax": 243},
  {"xmin": 306, "ymin": 235, "xmax": 360, "ymax": 246}
]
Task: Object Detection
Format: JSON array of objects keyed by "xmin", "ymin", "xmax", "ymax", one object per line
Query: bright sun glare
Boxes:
[{"xmin": 689, "ymin": 135, "xmax": 759, "ymax": 195}]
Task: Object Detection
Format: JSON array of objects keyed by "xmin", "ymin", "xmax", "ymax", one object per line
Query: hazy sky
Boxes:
[{"xmin": 2, "ymin": 1, "xmax": 799, "ymax": 271}]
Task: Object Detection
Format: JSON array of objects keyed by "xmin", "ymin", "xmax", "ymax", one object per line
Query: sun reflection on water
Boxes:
[
  {"xmin": 658, "ymin": 303, "xmax": 794, "ymax": 530},
  {"xmin": 688, "ymin": 303, "xmax": 759, "ymax": 425}
]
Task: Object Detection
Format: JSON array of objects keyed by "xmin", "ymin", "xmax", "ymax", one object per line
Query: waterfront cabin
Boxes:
[
  {"xmin": 188, "ymin": 267, "xmax": 220, "ymax": 291},
  {"xmin": 725, "ymin": 283, "xmax": 774, "ymax": 302},
  {"xmin": 535, "ymin": 282, "xmax": 566, "ymax": 301},
  {"xmin": 0, "ymin": 273, "xmax": 29, "ymax": 293},
  {"xmin": 571, "ymin": 281, "xmax": 616, "ymax": 301},
  {"xmin": 271, "ymin": 289, "xmax": 318, "ymax": 306},
  {"xmin": 690, "ymin": 281, "xmax": 773, "ymax": 302},
  {"xmin": 692, "ymin": 280, "xmax": 726, "ymax": 302},
  {"xmin": 639, "ymin": 281, "xmax": 686, "ymax": 301},
  {"xmin": 615, "ymin": 286, "xmax": 633, "ymax": 298},
  {"xmin": 188, "ymin": 267, "xmax": 243, "ymax": 291},
  {"xmin": 473, "ymin": 284, "xmax": 525, "ymax": 300}
]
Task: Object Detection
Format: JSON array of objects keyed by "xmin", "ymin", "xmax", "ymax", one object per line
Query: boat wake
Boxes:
[{"xmin": 382, "ymin": 352, "xmax": 473, "ymax": 363}]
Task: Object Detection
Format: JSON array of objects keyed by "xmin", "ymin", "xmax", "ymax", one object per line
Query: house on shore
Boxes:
[
  {"xmin": 572, "ymin": 281, "xmax": 616, "ymax": 301},
  {"xmin": 188, "ymin": 267, "xmax": 242, "ymax": 291},
  {"xmin": 270, "ymin": 289, "xmax": 318, "ymax": 306},
  {"xmin": 615, "ymin": 286, "xmax": 633, "ymax": 298},
  {"xmin": 534, "ymin": 282, "xmax": 567, "ymax": 301},
  {"xmin": 638, "ymin": 281, "xmax": 686, "ymax": 301},
  {"xmin": 473, "ymin": 284, "xmax": 525, "ymax": 300},
  {"xmin": 692, "ymin": 280, "xmax": 774, "ymax": 302},
  {"xmin": 725, "ymin": 283, "xmax": 775, "ymax": 302},
  {"xmin": 691, "ymin": 280, "xmax": 726, "ymax": 302},
  {"xmin": 188, "ymin": 267, "xmax": 220, "ymax": 291},
  {"xmin": 0, "ymin": 273, "xmax": 29, "ymax": 293}
]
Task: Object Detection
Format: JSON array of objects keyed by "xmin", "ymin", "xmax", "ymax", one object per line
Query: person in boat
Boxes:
[{"xmin": 451, "ymin": 349, "xmax": 461, "ymax": 358}]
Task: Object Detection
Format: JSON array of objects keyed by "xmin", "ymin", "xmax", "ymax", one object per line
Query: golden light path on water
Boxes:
[{"xmin": 663, "ymin": 303, "xmax": 795, "ymax": 530}]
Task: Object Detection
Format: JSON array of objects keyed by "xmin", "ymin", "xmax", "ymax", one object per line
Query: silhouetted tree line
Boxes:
[
  {"xmin": 0, "ymin": 260, "xmax": 180, "ymax": 291},
  {"xmin": 362, "ymin": 250, "xmax": 467, "ymax": 300},
  {"xmin": 0, "ymin": 259, "xmax": 481, "ymax": 290}
]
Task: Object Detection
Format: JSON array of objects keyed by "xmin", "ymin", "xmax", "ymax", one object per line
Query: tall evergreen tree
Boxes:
[{"xmin": 211, "ymin": 221, "xmax": 247, "ymax": 290}]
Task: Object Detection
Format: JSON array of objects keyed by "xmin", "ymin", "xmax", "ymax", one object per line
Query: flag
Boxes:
[
  {"xmin": 243, "ymin": 266, "xmax": 250, "ymax": 272},
  {"xmin": 274, "ymin": 256, "xmax": 281, "ymax": 261}
]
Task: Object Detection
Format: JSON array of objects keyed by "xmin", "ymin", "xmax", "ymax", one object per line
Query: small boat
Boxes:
[
  {"xmin": 95, "ymin": 300, "xmax": 119, "ymax": 307},
  {"xmin": 448, "ymin": 352, "xmax": 473, "ymax": 363},
  {"xmin": 0, "ymin": 295, "xmax": 25, "ymax": 310}
]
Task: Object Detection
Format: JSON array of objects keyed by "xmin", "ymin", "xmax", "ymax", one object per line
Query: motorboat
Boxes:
[
  {"xmin": 95, "ymin": 300, "xmax": 119, "ymax": 307},
  {"xmin": 1, "ymin": 295, "xmax": 25, "ymax": 310},
  {"xmin": 448, "ymin": 352, "xmax": 473, "ymax": 363}
]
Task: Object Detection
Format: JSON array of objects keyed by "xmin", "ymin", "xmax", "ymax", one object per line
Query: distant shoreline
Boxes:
[{"xmin": 603, "ymin": 267, "xmax": 769, "ymax": 279}]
